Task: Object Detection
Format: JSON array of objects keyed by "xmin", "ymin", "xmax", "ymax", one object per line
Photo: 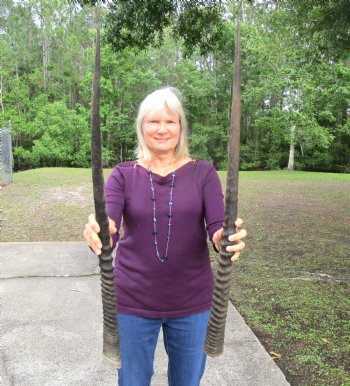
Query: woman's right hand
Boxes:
[{"xmin": 83, "ymin": 214, "xmax": 117, "ymax": 255}]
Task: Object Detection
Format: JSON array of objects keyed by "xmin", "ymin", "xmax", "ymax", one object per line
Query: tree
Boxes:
[
  {"xmin": 283, "ymin": 0, "xmax": 350, "ymax": 59},
  {"xmin": 249, "ymin": 0, "xmax": 350, "ymax": 59},
  {"xmin": 29, "ymin": 101, "xmax": 90, "ymax": 167}
]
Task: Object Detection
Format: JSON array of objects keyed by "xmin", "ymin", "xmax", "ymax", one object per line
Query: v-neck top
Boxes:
[
  {"xmin": 105, "ymin": 159, "xmax": 224, "ymax": 318},
  {"xmin": 135, "ymin": 158, "xmax": 195, "ymax": 178}
]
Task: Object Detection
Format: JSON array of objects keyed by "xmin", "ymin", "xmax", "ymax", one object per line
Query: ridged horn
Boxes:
[
  {"xmin": 205, "ymin": 17, "xmax": 241, "ymax": 357},
  {"xmin": 91, "ymin": 18, "xmax": 121, "ymax": 368}
]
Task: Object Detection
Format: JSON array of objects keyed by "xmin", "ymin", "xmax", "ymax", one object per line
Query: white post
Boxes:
[{"xmin": 287, "ymin": 125, "xmax": 295, "ymax": 171}]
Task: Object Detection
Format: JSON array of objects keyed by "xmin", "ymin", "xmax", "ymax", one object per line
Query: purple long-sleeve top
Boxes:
[{"xmin": 105, "ymin": 159, "xmax": 224, "ymax": 318}]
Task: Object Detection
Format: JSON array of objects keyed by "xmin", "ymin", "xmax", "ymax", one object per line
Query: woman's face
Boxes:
[{"xmin": 142, "ymin": 105, "xmax": 181, "ymax": 157}]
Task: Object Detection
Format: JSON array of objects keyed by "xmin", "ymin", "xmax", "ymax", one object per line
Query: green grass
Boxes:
[
  {"xmin": 1, "ymin": 168, "xmax": 350, "ymax": 385},
  {"xmin": 218, "ymin": 170, "xmax": 350, "ymax": 182},
  {"xmin": 216, "ymin": 170, "xmax": 350, "ymax": 386},
  {"xmin": 12, "ymin": 167, "xmax": 112, "ymax": 187}
]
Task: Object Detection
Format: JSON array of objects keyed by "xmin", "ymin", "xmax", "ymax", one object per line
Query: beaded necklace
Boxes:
[{"xmin": 147, "ymin": 165, "xmax": 176, "ymax": 263}]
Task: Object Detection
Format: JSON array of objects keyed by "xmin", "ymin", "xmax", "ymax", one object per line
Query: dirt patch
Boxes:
[
  {"xmin": 45, "ymin": 185, "xmax": 92, "ymax": 207},
  {"xmin": 318, "ymin": 182, "xmax": 350, "ymax": 191},
  {"xmin": 0, "ymin": 178, "xmax": 94, "ymax": 242}
]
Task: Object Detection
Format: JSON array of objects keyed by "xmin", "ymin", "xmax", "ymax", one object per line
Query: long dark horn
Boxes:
[
  {"xmin": 90, "ymin": 16, "xmax": 121, "ymax": 368},
  {"xmin": 205, "ymin": 17, "xmax": 241, "ymax": 357}
]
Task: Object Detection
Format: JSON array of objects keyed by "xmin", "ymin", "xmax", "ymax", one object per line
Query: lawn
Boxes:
[{"xmin": 1, "ymin": 167, "xmax": 349, "ymax": 385}]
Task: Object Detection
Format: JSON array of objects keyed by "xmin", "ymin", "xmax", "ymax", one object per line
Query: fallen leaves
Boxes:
[{"xmin": 269, "ymin": 351, "xmax": 282, "ymax": 360}]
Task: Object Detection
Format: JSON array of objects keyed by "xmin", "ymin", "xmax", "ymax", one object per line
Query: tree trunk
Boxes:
[
  {"xmin": 287, "ymin": 125, "xmax": 295, "ymax": 171},
  {"xmin": 70, "ymin": 81, "xmax": 78, "ymax": 108},
  {"xmin": 205, "ymin": 18, "xmax": 241, "ymax": 357},
  {"xmin": 91, "ymin": 18, "xmax": 121, "ymax": 368},
  {"xmin": 42, "ymin": 38, "xmax": 50, "ymax": 92}
]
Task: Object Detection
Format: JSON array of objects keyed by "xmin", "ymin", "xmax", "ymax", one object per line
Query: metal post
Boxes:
[{"xmin": 0, "ymin": 121, "xmax": 13, "ymax": 184}]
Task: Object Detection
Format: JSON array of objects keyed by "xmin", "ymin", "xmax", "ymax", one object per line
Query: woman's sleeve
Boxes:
[
  {"xmin": 105, "ymin": 166, "xmax": 126, "ymax": 249},
  {"xmin": 203, "ymin": 165, "xmax": 224, "ymax": 245}
]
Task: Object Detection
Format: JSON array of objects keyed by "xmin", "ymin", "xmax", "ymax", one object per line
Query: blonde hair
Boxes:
[{"xmin": 135, "ymin": 87, "xmax": 189, "ymax": 162}]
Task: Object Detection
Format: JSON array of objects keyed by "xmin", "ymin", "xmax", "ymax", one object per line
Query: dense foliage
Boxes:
[{"xmin": 1, "ymin": 0, "xmax": 349, "ymax": 172}]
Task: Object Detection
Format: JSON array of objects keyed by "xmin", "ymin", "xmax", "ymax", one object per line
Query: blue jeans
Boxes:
[{"xmin": 117, "ymin": 310, "xmax": 210, "ymax": 386}]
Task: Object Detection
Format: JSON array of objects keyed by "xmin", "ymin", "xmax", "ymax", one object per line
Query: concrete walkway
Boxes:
[{"xmin": 0, "ymin": 242, "xmax": 290, "ymax": 386}]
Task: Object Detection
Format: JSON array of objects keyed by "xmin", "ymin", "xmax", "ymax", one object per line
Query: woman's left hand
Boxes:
[{"xmin": 212, "ymin": 218, "xmax": 247, "ymax": 262}]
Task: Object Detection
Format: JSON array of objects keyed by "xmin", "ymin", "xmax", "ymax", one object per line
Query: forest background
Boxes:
[{"xmin": 1, "ymin": 0, "xmax": 350, "ymax": 173}]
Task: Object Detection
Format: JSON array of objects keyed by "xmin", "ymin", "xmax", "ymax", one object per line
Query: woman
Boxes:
[{"xmin": 84, "ymin": 87, "xmax": 246, "ymax": 386}]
